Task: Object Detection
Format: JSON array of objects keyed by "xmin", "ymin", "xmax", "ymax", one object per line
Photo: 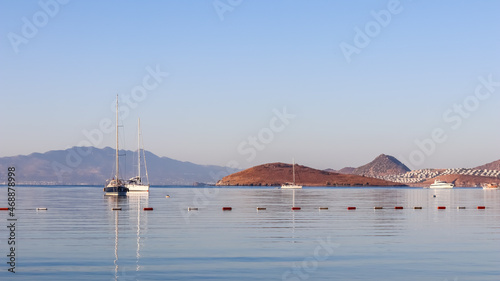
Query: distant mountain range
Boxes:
[
  {"xmin": 3, "ymin": 147, "xmax": 500, "ymax": 187},
  {"xmin": 0, "ymin": 147, "xmax": 237, "ymax": 185}
]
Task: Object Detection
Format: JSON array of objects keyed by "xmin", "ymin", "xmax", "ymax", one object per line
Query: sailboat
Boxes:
[
  {"xmin": 281, "ymin": 159, "xmax": 302, "ymax": 189},
  {"xmin": 126, "ymin": 118, "xmax": 150, "ymax": 192},
  {"xmin": 104, "ymin": 95, "xmax": 129, "ymax": 196}
]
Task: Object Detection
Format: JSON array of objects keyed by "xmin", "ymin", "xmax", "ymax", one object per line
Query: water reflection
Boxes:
[
  {"xmin": 129, "ymin": 194, "xmax": 149, "ymax": 273},
  {"xmin": 105, "ymin": 193, "xmax": 149, "ymax": 280},
  {"xmin": 3, "ymin": 187, "xmax": 500, "ymax": 280}
]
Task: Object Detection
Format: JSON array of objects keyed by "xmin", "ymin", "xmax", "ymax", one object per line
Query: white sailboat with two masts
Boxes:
[
  {"xmin": 126, "ymin": 118, "xmax": 150, "ymax": 192},
  {"xmin": 104, "ymin": 95, "xmax": 129, "ymax": 196}
]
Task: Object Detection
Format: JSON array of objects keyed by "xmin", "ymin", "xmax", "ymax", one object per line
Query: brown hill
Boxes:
[
  {"xmin": 216, "ymin": 162, "xmax": 404, "ymax": 187},
  {"xmin": 420, "ymin": 174, "xmax": 500, "ymax": 187},
  {"xmin": 353, "ymin": 154, "xmax": 410, "ymax": 177},
  {"xmin": 474, "ymin": 159, "xmax": 500, "ymax": 171}
]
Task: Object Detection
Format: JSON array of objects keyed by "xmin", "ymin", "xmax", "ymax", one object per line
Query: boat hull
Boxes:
[
  {"xmin": 126, "ymin": 184, "xmax": 150, "ymax": 192},
  {"xmin": 429, "ymin": 180, "xmax": 454, "ymax": 189},
  {"xmin": 429, "ymin": 185, "xmax": 453, "ymax": 189},
  {"xmin": 104, "ymin": 186, "xmax": 129, "ymax": 196},
  {"xmin": 281, "ymin": 184, "xmax": 302, "ymax": 189}
]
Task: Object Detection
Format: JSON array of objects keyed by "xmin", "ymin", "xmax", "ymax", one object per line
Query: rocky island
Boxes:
[{"xmin": 216, "ymin": 162, "xmax": 403, "ymax": 187}]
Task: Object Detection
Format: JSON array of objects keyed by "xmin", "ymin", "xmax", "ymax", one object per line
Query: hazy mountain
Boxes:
[
  {"xmin": 217, "ymin": 162, "xmax": 403, "ymax": 186},
  {"xmin": 474, "ymin": 159, "xmax": 500, "ymax": 171},
  {"xmin": 324, "ymin": 167, "xmax": 355, "ymax": 174},
  {"xmin": 0, "ymin": 147, "xmax": 237, "ymax": 185},
  {"xmin": 352, "ymin": 154, "xmax": 410, "ymax": 178}
]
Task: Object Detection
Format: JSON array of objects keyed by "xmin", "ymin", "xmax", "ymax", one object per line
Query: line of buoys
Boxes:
[
  {"xmin": 103, "ymin": 205, "xmax": 489, "ymax": 212},
  {"xmin": 0, "ymin": 208, "xmax": 10, "ymax": 211}
]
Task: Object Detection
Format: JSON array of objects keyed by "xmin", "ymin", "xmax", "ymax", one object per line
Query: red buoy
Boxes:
[
  {"xmin": 437, "ymin": 206, "xmax": 446, "ymax": 210},
  {"xmin": 222, "ymin": 207, "xmax": 232, "ymax": 211},
  {"xmin": 347, "ymin": 207, "xmax": 356, "ymax": 210},
  {"xmin": 143, "ymin": 207, "xmax": 153, "ymax": 211},
  {"xmin": 394, "ymin": 206, "xmax": 403, "ymax": 210},
  {"xmin": 477, "ymin": 206, "xmax": 486, "ymax": 210},
  {"xmin": 291, "ymin": 207, "xmax": 301, "ymax": 210}
]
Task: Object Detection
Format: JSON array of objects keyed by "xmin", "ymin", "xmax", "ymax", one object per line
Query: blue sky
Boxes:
[{"xmin": 1, "ymin": 0, "xmax": 500, "ymax": 171}]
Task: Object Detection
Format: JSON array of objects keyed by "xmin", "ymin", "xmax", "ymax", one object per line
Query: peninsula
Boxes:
[{"xmin": 216, "ymin": 162, "xmax": 403, "ymax": 187}]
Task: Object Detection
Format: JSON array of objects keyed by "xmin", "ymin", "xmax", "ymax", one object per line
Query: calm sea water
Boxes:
[{"xmin": 0, "ymin": 186, "xmax": 498, "ymax": 280}]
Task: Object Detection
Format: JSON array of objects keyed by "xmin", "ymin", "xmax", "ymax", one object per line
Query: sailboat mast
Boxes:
[
  {"xmin": 115, "ymin": 95, "xmax": 119, "ymax": 181},
  {"xmin": 292, "ymin": 158, "xmax": 296, "ymax": 185},
  {"xmin": 137, "ymin": 118, "xmax": 141, "ymax": 181}
]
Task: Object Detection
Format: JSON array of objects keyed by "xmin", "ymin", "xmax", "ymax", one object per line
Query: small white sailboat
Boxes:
[
  {"xmin": 281, "ymin": 159, "xmax": 302, "ymax": 189},
  {"xmin": 429, "ymin": 180, "xmax": 454, "ymax": 189},
  {"xmin": 126, "ymin": 118, "xmax": 150, "ymax": 192},
  {"xmin": 104, "ymin": 95, "xmax": 129, "ymax": 196}
]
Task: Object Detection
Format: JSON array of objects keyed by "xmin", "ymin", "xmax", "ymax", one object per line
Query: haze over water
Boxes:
[{"xmin": 0, "ymin": 186, "xmax": 498, "ymax": 280}]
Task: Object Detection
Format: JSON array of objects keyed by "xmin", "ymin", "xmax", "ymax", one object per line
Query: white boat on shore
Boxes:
[
  {"xmin": 126, "ymin": 118, "xmax": 150, "ymax": 193},
  {"xmin": 281, "ymin": 159, "xmax": 302, "ymax": 189},
  {"xmin": 429, "ymin": 180, "xmax": 454, "ymax": 189}
]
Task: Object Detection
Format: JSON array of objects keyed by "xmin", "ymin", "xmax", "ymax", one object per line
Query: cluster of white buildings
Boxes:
[
  {"xmin": 440, "ymin": 168, "xmax": 500, "ymax": 177},
  {"xmin": 380, "ymin": 168, "xmax": 500, "ymax": 184}
]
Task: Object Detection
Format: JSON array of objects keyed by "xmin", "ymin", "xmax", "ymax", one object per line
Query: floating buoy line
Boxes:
[{"xmin": 1, "ymin": 205, "xmax": 491, "ymax": 212}]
